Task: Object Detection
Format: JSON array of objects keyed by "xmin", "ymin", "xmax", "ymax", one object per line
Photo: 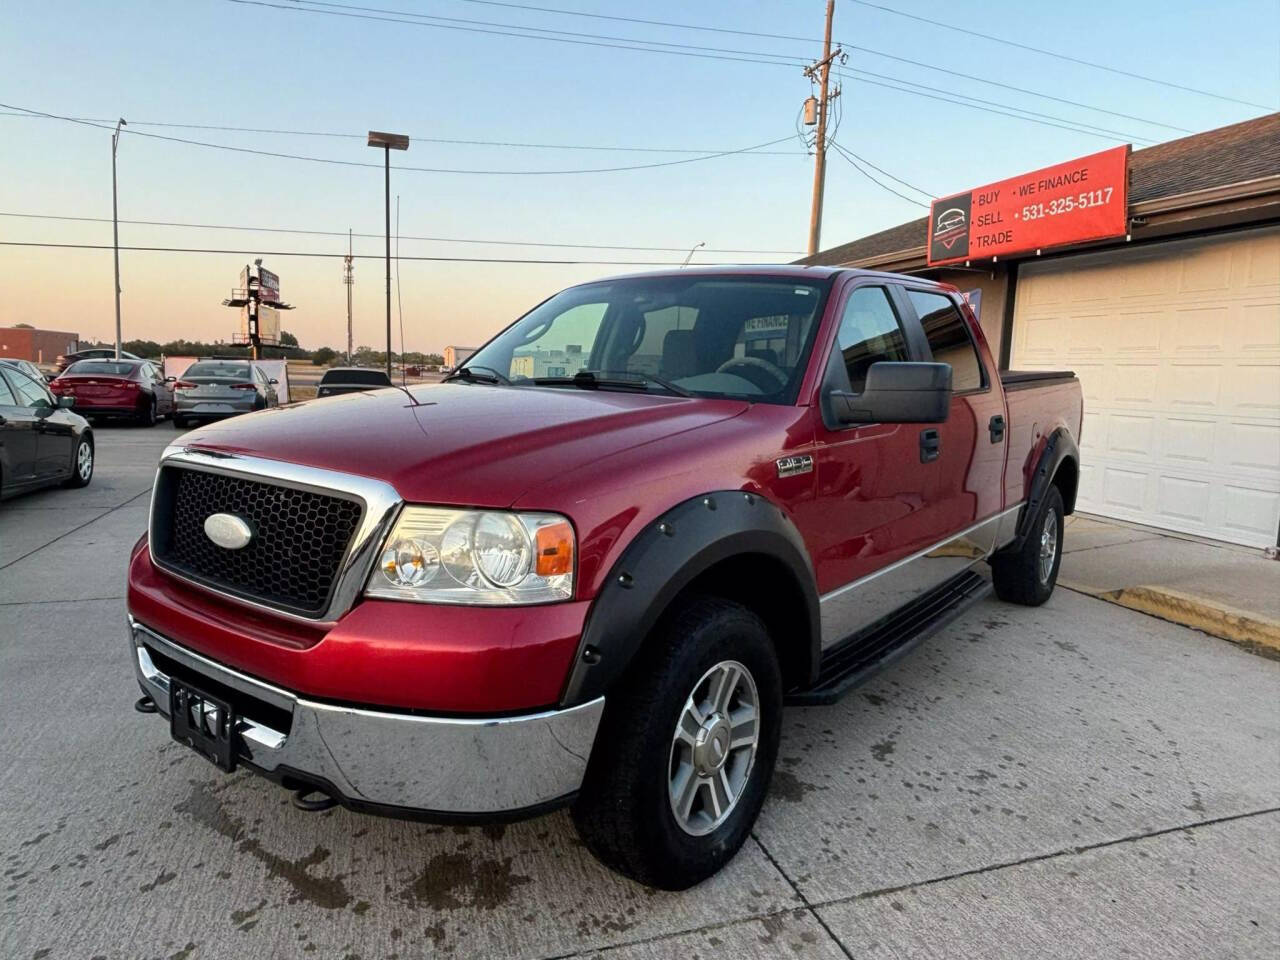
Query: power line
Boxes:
[
  {"xmin": 828, "ymin": 141, "xmax": 929, "ymax": 209},
  {"xmin": 828, "ymin": 145, "xmax": 933, "ymax": 199},
  {"xmin": 0, "ymin": 212, "xmax": 805, "ymax": 255},
  {"xmin": 394, "ymin": 0, "xmax": 1190, "ymax": 134},
  {"xmin": 0, "ymin": 240, "xmax": 730, "ymax": 266},
  {"xmin": 844, "ymin": 0, "xmax": 1276, "ymax": 110},
  {"xmin": 223, "ymin": 0, "xmax": 807, "ymax": 68},
  {"xmin": 0, "ymin": 112, "xmax": 804, "ymax": 155},
  {"xmin": 0, "ymin": 103, "xmax": 801, "ymax": 175},
  {"xmin": 837, "ymin": 71, "xmax": 1154, "ymax": 144}
]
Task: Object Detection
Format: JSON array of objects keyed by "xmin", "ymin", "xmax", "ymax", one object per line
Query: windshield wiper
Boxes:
[
  {"xmin": 442, "ymin": 364, "xmax": 510, "ymax": 385},
  {"xmin": 530, "ymin": 369, "xmax": 692, "ymax": 397}
]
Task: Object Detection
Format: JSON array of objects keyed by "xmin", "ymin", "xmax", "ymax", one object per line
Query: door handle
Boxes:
[
  {"xmin": 989, "ymin": 414, "xmax": 1006, "ymax": 443},
  {"xmin": 919, "ymin": 428, "xmax": 941, "ymax": 463}
]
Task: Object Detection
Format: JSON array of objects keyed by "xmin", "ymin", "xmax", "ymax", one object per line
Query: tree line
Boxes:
[{"xmin": 81, "ymin": 333, "xmax": 443, "ymax": 369}]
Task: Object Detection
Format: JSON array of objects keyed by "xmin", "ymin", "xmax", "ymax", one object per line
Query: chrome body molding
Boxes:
[
  {"xmin": 148, "ymin": 444, "xmax": 403, "ymax": 626},
  {"xmin": 818, "ymin": 505, "xmax": 1021, "ymax": 649},
  {"xmin": 130, "ymin": 617, "xmax": 604, "ymax": 814}
]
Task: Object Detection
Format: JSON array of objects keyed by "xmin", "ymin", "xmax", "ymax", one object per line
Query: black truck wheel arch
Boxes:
[
  {"xmin": 1002, "ymin": 426, "xmax": 1079, "ymax": 555},
  {"xmin": 559, "ymin": 491, "xmax": 820, "ymax": 708}
]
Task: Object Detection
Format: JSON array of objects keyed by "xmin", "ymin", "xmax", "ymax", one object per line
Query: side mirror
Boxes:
[
  {"xmin": 58, "ymin": 396, "xmax": 76, "ymax": 409},
  {"xmin": 164, "ymin": 376, "xmax": 177, "ymax": 383},
  {"xmin": 268, "ymin": 378, "xmax": 278, "ymax": 385},
  {"xmin": 828, "ymin": 362, "xmax": 952, "ymax": 425}
]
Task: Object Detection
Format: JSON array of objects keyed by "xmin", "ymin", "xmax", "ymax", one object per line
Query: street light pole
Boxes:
[
  {"xmin": 111, "ymin": 118, "xmax": 126, "ymax": 360},
  {"xmin": 367, "ymin": 131, "xmax": 409, "ymax": 382}
]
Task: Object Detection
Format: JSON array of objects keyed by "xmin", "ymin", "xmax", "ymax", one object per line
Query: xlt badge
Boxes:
[{"xmin": 775, "ymin": 454, "xmax": 813, "ymax": 478}]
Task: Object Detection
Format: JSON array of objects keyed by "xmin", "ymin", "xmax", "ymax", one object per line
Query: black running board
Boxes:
[{"xmin": 786, "ymin": 569, "xmax": 992, "ymax": 706}]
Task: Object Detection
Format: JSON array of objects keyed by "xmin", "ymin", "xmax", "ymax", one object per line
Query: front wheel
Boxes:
[
  {"xmin": 991, "ymin": 485, "xmax": 1065, "ymax": 605},
  {"xmin": 63, "ymin": 437, "xmax": 93, "ymax": 488},
  {"xmin": 572, "ymin": 596, "xmax": 781, "ymax": 890}
]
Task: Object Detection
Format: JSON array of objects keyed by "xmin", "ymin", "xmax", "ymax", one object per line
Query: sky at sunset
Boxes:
[{"xmin": 2, "ymin": 0, "xmax": 1276, "ymax": 354}]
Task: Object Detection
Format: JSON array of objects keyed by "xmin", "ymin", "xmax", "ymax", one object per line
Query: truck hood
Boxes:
[{"xmin": 179, "ymin": 382, "xmax": 748, "ymax": 507}]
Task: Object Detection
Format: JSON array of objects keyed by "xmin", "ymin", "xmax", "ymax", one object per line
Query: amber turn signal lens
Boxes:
[{"xmin": 534, "ymin": 520, "xmax": 574, "ymax": 577}]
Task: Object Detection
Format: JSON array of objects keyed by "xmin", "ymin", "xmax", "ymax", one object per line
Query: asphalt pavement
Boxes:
[{"xmin": 3, "ymin": 424, "xmax": 1277, "ymax": 960}]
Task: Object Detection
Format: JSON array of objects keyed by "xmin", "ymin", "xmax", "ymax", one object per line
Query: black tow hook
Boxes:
[
  {"xmin": 291, "ymin": 788, "xmax": 339, "ymax": 813},
  {"xmin": 134, "ymin": 695, "xmax": 158, "ymax": 714}
]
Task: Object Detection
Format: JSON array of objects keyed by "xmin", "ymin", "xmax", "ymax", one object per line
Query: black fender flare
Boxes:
[
  {"xmin": 1004, "ymin": 426, "xmax": 1079, "ymax": 554},
  {"xmin": 559, "ymin": 491, "xmax": 820, "ymax": 707}
]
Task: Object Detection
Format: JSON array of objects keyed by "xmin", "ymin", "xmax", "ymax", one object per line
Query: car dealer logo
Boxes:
[
  {"xmin": 933, "ymin": 207, "xmax": 968, "ymax": 250},
  {"xmin": 204, "ymin": 513, "xmax": 253, "ymax": 550}
]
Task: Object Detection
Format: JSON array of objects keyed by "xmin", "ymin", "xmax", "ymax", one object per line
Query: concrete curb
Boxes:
[{"xmin": 1061, "ymin": 580, "xmax": 1280, "ymax": 660}]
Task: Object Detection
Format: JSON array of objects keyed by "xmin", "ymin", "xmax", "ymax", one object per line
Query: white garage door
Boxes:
[{"xmin": 1011, "ymin": 227, "xmax": 1280, "ymax": 548}]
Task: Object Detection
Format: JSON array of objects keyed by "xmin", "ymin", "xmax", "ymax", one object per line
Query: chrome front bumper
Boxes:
[{"xmin": 129, "ymin": 618, "xmax": 604, "ymax": 817}]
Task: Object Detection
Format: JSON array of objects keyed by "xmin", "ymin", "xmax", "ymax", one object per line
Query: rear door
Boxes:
[
  {"xmin": 803, "ymin": 281, "xmax": 957, "ymax": 648},
  {"xmin": 0, "ymin": 369, "xmax": 48, "ymax": 486},
  {"xmin": 899, "ymin": 288, "xmax": 1009, "ymax": 552}
]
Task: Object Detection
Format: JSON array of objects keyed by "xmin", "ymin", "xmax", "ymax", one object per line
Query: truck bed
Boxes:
[{"xmin": 1000, "ymin": 370, "xmax": 1083, "ymax": 510}]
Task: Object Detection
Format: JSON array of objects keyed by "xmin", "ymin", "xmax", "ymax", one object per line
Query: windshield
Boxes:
[
  {"xmin": 67, "ymin": 361, "xmax": 138, "ymax": 376},
  {"xmin": 185, "ymin": 362, "xmax": 251, "ymax": 379},
  {"xmin": 465, "ymin": 275, "xmax": 830, "ymax": 403}
]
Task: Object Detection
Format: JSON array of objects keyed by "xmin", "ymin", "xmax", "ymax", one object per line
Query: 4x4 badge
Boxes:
[{"xmin": 775, "ymin": 454, "xmax": 813, "ymax": 478}]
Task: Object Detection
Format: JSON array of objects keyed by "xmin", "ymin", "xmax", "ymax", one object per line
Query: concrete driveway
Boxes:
[{"xmin": 3, "ymin": 425, "xmax": 1277, "ymax": 959}]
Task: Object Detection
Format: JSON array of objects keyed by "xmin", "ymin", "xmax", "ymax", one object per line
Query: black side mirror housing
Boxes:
[
  {"xmin": 58, "ymin": 396, "xmax": 76, "ymax": 409},
  {"xmin": 269, "ymin": 378, "xmax": 279, "ymax": 385},
  {"xmin": 164, "ymin": 376, "xmax": 177, "ymax": 383},
  {"xmin": 828, "ymin": 362, "xmax": 952, "ymax": 425}
]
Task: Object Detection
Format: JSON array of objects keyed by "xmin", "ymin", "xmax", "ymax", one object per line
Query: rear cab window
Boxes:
[{"xmin": 906, "ymin": 290, "xmax": 987, "ymax": 392}]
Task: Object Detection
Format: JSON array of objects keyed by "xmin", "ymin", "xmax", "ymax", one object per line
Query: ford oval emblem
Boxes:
[{"xmin": 204, "ymin": 513, "xmax": 253, "ymax": 550}]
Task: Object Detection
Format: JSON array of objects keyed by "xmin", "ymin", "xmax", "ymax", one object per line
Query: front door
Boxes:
[
  {"xmin": 0, "ymin": 369, "xmax": 43, "ymax": 488},
  {"xmin": 802, "ymin": 282, "xmax": 959, "ymax": 649}
]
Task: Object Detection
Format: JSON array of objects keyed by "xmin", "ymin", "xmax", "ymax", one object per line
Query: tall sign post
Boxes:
[
  {"xmin": 223, "ymin": 261, "xmax": 293, "ymax": 359},
  {"xmin": 367, "ymin": 132, "xmax": 410, "ymax": 381}
]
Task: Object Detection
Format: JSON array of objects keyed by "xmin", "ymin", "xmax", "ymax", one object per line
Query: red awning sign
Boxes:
[{"xmin": 927, "ymin": 145, "xmax": 1130, "ymax": 266}]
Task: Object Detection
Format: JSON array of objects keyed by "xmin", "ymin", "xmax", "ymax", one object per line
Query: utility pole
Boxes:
[
  {"xmin": 343, "ymin": 229, "xmax": 354, "ymax": 363},
  {"xmin": 805, "ymin": 1, "xmax": 841, "ymax": 257},
  {"xmin": 367, "ymin": 132, "xmax": 409, "ymax": 382},
  {"xmin": 111, "ymin": 118, "xmax": 126, "ymax": 359}
]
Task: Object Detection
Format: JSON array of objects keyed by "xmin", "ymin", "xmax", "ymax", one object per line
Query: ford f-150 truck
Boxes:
[{"xmin": 128, "ymin": 266, "xmax": 1082, "ymax": 889}]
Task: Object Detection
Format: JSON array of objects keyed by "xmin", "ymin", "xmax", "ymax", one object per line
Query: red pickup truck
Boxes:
[{"xmin": 128, "ymin": 266, "xmax": 1082, "ymax": 889}]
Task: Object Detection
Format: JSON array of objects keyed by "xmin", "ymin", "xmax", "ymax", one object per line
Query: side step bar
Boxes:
[{"xmin": 787, "ymin": 569, "xmax": 992, "ymax": 706}]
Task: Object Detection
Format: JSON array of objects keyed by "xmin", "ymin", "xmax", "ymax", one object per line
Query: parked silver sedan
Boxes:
[{"xmin": 172, "ymin": 360, "xmax": 279, "ymax": 428}]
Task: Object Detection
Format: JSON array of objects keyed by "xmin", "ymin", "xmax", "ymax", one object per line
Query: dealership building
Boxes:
[
  {"xmin": 804, "ymin": 114, "xmax": 1280, "ymax": 549},
  {"xmin": 0, "ymin": 326, "xmax": 79, "ymax": 365}
]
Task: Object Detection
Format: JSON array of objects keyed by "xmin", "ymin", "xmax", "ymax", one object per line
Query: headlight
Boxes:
[{"xmin": 366, "ymin": 506, "xmax": 574, "ymax": 605}]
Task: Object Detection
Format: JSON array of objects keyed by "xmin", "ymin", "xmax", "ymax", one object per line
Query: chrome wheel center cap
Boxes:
[{"xmin": 693, "ymin": 713, "xmax": 732, "ymax": 776}]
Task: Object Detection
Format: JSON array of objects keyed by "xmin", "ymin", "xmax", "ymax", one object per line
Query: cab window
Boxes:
[
  {"xmin": 6, "ymin": 369, "xmax": 54, "ymax": 408},
  {"xmin": 834, "ymin": 286, "xmax": 910, "ymax": 393},
  {"xmin": 908, "ymin": 290, "xmax": 986, "ymax": 392}
]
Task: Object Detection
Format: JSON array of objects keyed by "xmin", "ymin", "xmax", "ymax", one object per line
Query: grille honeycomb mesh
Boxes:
[{"xmin": 156, "ymin": 468, "xmax": 363, "ymax": 616}]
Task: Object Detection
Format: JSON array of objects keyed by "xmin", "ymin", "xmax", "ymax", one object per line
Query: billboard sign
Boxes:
[
  {"xmin": 927, "ymin": 145, "xmax": 1129, "ymax": 266},
  {"xmin": 258, "ymin": 266, "xmax": 281, "ymax": 303}
]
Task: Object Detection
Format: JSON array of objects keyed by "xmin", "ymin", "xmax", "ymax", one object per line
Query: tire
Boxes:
[
  {"xmin": 63, "ymin": 436, "xmax": 94, "ymax": 488},
  {"xmin": 137, "ymin": 397, "xmax": 157, "ymax": 427},
  {"xmin": 572, "ymin": 595, "xmax": 782, "ymax": 890},
  {"xmin": 991, "ymin": 485, "xmax": 1065, "ymax": 606},
  {"xmin": 172, "ymin": 416, "xmax": 188, "ymax": 429}
]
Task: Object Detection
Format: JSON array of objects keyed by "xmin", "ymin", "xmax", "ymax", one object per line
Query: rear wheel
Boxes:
[
  {"xmin": 991, "ymin": 485, "xmax": 1064, "ymax": 606},
  {"xmin": 137, "ymin": 397, "xmax": 157, "ymax": 427},
  {"xmin": 572, "ymin": 596, "xmax": 781, "ymax": 890},
  {"xmin": 172, "ymin": 416, "xmax": 188, "ymax": 429},
  {"xmin": 63, "ymin": 436, "xmax": 93, "ymax": 488}
]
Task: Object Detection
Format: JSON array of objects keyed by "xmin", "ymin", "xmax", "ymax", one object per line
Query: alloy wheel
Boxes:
[
  {"xmin": 668, "ymin": 660, "xmax": 760, "ymax": 836},
  {"xmin": 1039, "ymin": 508, "xmax": 1059, "ymax": 584},
  {"xmin": 77, "ymin": 441, "xmax": 93, "ymax": 481}
]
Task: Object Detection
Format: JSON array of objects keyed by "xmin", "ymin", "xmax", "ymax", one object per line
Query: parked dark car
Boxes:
[
  {"xmin": 54, "ymin": 348, "xmax": 141, "ymax": 375},
  {"xmin": 50, "ymin": 359, "xmax": 174, "ymax": 426},
  {"xmin": 171, "ymin": 360, "xmax": 279, "ymax": 428},
  {"xmin": 0, "ymin": 365, "xmax": 94, "ymax": 498},
  {"xmin": 316, "ymin": 367, "xmax": 393, "ymax": 397}
]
